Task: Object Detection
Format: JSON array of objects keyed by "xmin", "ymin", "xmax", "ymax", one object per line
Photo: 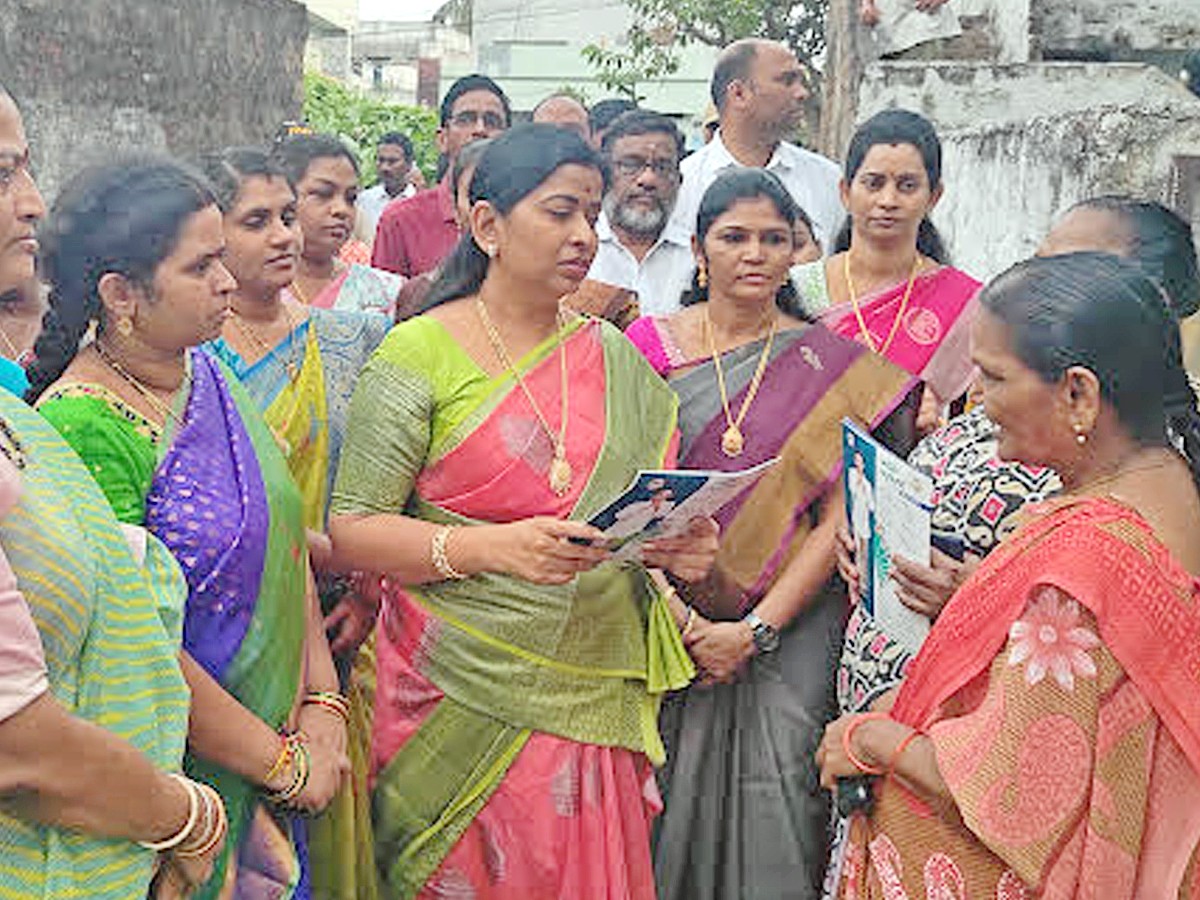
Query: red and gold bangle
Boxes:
[
  {"xmin": 303, "ymin": 690, "xmax": 350, "ymax": 724},
  {"xmin": 842, "ymin": 712, "xmax": 889, "ymax": 776},
  {"xmin": 886, "ymin": 727, "xmax": 923, "ymax": 780}
]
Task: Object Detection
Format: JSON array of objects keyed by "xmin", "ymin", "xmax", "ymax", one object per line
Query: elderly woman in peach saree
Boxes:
[{"xmin": 818, "ymin": 253, "xmax": 1200, "ymax": 899}]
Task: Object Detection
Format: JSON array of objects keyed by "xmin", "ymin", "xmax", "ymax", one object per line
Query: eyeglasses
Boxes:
[
  {"xmin": 449, "ymin": 110, "xmax": 506, "ymax": 130},
  {"xmin": 611, "ymin": 156, "xmax": 679, "ymax": 179}
]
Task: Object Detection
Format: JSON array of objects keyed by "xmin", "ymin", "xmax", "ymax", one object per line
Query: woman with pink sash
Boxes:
[
  {"xmin": 790, "ymin": 110, "xmax": 980, "ymax": 412},
  {"xmin": 328, "ymin": 125, "xmax": 718, "ymax": 899},
  {"xmin": 817, "ymin": 253, "xmax": 1200, "ymax": 898},
  {"xmin": 274, "ymin": 134, "xmax": 403, "ymax": 317}
]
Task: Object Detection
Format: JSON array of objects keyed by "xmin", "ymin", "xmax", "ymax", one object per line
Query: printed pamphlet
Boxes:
[{"xmin": 842, "ymin": 419, "xmax": 933, "ymax": 652}]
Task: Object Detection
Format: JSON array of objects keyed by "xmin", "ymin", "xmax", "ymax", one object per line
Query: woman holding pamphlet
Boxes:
[
  {"xmin": 818, "ymin": 253, "xmax": 1200, "ymax": 898},
  {"xmin": 625, "ymin": 168, "xmax": 920, "ymax": 899},
  {"xmin": 326, "ymin": 124, "xmax": 718, "ymax": 899}
]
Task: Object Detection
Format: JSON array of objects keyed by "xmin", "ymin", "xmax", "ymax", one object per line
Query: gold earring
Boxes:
[
  {"xmin": 116, "ymin": 316, "xmax": 134, "ymax": 338},
  {"xmin": 697, "ymin": 266, "xmax": 708, "ymax": 289}
]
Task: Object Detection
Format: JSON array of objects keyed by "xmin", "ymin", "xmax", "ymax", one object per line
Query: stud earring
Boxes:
[
  {"xmin": 485, "ymin": 244, "xmax": 497, "ymax": 259},
  {"xmin": 116, "ymin": 316, "xmax": 134, "ymax": 338}
]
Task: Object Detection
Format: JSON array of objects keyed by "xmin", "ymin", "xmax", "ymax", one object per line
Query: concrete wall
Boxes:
[
  {"xmin": 859, "ymin": 62, "xmax": 1200, "ymax": 280},
  {"xmin": 1, "ymin": 0, "xmax": 307, "ymax": 200},
  {"xmin": 1035, "ymin": 0, "xmax": 1199, "ymax": 54}
]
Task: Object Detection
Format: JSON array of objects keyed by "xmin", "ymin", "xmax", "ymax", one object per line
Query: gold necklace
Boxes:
[
  {"xmin": 844, "ymin": 251, "xmax": 921, "ymax": 355},
  {"xmin": 0, "ymin": 322, "xmax": 20, "ymax": 360},
  {"xmin": 1076, "ymin": 452, "xmax": 1175, "ymax": 497},
  {"xmin": 232, "ymin": 304, "xmax": 302, "ymax": 381},
  {"xmin": 476, "ymin": 297, "xmax": 573, "ymax": 496},
  {"xmin": 704, "ymin": 305, "xmax": 779, "ymax": 458},
  {"xmin": 289, "ymin": 262, "xmax": 345, "ymax": 306},
  {"xmin": 94, "ymin": 341, "xmax": 183, "ymax": 428}
]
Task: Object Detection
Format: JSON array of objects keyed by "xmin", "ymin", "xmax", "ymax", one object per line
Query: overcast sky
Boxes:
[{"xmin": 360, "ymin": 0, "xmax": 443, "ymax": 21}]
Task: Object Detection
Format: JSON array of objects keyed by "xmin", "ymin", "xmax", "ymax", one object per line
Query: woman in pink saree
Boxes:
[
  {"xmin": 790, "ymin": 110, "xmax": 979, "ymax": 411},
  {"xmin": 817, "ymin": 252, "xmax": 1200, "ymax": 898},
  {"xmin": 328, "ymin": 125, "xmax": 718, "ymax": 899}
]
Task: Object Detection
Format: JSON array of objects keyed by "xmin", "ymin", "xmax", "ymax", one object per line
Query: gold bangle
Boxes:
[
  {"xmin": 262, "ymin": 736, "xmax": 293, "ymax": 787},
  {"xmin": 265, "ymin": 733, "xmax": 311, "ymax": 805},
  {"xmin": 431, "ymin": 525, "xmax": 468, "ymax": 580},
  {"xmin": 140, "ymin": 773, "xmax": 200, "ymax": 851},
  {"xmin": 681, "ymin": 605, "xmax": 697, "ymax": 637}
]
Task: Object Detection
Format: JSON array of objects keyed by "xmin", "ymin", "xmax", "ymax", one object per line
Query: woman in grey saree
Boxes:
[{"xmin": 626, "ymin": 169, "xmax": 918, "ymax": 898}]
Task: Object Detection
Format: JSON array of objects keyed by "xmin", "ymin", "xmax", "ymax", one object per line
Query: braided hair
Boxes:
[{"xmin": 26, "ymin": 157, "xmax": 215, "ymax": 399}]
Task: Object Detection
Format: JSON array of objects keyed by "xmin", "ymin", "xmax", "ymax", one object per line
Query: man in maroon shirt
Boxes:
[{"xmin": 372, "ymin": 74, "xmax": 512, "ymax": 277}]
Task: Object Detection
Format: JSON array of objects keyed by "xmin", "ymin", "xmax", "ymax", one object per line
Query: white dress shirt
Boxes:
[
  {"xmin": 670, "ymin": 130, "xmax": 844, "ymax": 252},
  {"xmin": 586, "ymin": 212, "xmax": 697, "ymax": 316},
  {"xmin": 356, "ymin": 182, "xmax": 417, "ymax": 244}
]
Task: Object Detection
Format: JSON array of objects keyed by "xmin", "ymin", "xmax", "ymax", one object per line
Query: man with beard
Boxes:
[
  {"xmin": 579, "ymin": 110, "xmax": 693, "ymax": 318},
  {"xmin": 670, "ymin": 39, "xmax": 842, "ymax": 252}
]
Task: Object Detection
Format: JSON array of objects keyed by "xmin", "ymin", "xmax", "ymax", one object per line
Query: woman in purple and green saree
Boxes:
[
  {"xmin": 626, "ymin": 169, "xmax": 920, "ymax": 900},
  {"xmin": 28, "ymin": 158, "xmax": 347, "ymax": 900},
  {"xmin": 328, "ymin": 125, "xmax": 719, "ymax": 899}
]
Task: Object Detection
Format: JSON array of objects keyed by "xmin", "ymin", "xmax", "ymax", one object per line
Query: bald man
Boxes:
[
  {"xmin": 669, "ymin": 39, "xmax": 842, "ymax": 252},
  {"xmin": 532, "ymin": 94, "xmax": 591, "ymax": 142}
]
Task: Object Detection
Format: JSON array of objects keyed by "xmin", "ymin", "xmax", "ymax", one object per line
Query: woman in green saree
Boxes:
[
  {"xmin": 328, "ymin": 124, "xmax": 718, "ymax": 899},
  {"xmin": 28, "ymin": 157, "xmax": 346, "ymax": 899}
]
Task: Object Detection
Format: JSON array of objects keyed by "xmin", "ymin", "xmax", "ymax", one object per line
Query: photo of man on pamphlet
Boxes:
[
  {"xmin": 589, "ymin": 458, "xmax": 778, "ymax": 558},
  {"xmin": 842, "ymin": 420, "xmax": 934, "ymax": 653}
]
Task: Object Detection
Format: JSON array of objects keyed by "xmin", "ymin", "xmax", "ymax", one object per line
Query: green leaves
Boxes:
[
  {"xmin": 303, "ymin": 71, "xmax": 439, "ymax": 184},
  {"xmin": 581, "ymin": 0, "xmax": 829, "ymax": 100}
]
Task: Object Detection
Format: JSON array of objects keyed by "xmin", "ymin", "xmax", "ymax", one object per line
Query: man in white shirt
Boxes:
[
  {"xmin": 672, "ymin": 39, "xmax": 844, "ymax": 252},
  {"xmin": 355, "ymin": 132, "xmax": 419, "ymax": 244},
  {"xmin": 585, "ymin": 110, "xmax": 696, "ymax": 316}
]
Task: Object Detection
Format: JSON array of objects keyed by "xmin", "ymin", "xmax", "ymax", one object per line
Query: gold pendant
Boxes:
[
  {"xmin": 721, "ymin": 425, "xmax": 745, "ymax": 458},
  {"xmin": 549, "ymin": 453, "xmax": 573, "ymax": 496}
]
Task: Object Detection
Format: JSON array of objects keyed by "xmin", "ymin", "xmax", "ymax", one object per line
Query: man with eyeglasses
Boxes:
[
  {"xmin": 372, "ymin": 74, "xmax": 511, "ymax": 277},
  {"xmin": 669, "ymin": 39, "xmax": 842, "ymax": 254},
  {"xmin": 578, "ymin": 110, "xmax": 695, "ymax": 318}
]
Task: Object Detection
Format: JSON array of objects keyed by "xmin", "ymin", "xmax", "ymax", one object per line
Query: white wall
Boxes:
[{"xmin": 860, "ymin": 62, "xmax": 1200, "ymax": 280}]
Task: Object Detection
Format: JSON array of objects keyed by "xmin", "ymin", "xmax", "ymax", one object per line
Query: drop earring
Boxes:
[
  {"xmin": 697, "ymin": 266, "xmax": 708, "ymax": 290},
  {"xmin": 116, "ymin": 316, "xmax": 134, "ymax": 338},
  {"xmin": 1073, "ymin": 423, "xmax": 1088, "ymax": 445}
]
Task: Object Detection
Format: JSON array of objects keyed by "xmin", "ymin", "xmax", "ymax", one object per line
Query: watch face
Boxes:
[{"xmin": 753, "ymin": 623, "xmax": 780, "ymax": 653}]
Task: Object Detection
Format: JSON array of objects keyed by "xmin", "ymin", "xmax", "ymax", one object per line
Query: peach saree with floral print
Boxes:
[{"xmin": 837, "ymin": 496, "xmax": 1200, "ymax": 899}]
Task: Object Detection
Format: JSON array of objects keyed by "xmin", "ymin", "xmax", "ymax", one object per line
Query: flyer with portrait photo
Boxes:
[
  {"xmin": 842, "ymin": 419, "xmax": 933, "ymax": 652},
  {"xmin": 588, "ymin": 458, "xmax": 778, "ymax": 559}
]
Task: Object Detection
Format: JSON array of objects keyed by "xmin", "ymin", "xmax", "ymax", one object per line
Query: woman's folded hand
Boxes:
[{"xmin": 641, "ymin": 516, "xmax": 720, "ymax": 583}]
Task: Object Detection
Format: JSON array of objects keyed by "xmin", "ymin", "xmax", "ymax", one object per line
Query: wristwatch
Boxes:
[{"xmin": 743, "ymin": 611, "xmax": 781, "ymax": 655}]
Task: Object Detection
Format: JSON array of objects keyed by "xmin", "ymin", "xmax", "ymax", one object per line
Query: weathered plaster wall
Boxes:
[
  {"xmin": 859, "ymin": 62, "xmax": 1200, "ymax": 279},
  {"xmin": 1034, "ymin": 0, "xmax": 1200, "ymax": 54},
  {"xmin": 0, "ymin": 0, "xmax": 307, "ymax": 200}
]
